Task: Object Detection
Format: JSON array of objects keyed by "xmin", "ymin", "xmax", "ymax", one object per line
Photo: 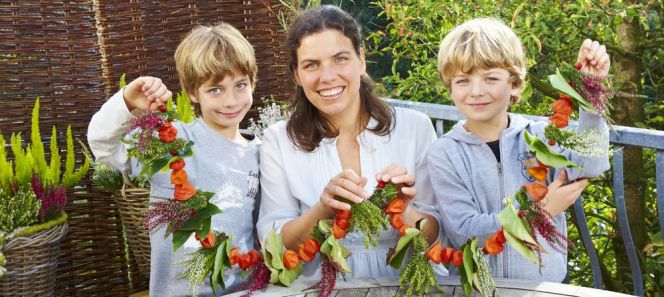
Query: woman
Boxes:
[{"xmin": 256, "ymin": 5, "xmax": 443, "ymax": 279}]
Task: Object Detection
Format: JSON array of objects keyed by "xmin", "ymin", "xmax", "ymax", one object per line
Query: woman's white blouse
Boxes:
[{"xmin": 257, "ymin": 107, "xmax": 446, "ymax": 279}]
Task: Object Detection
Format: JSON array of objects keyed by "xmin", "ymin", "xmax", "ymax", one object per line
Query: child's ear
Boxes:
[{"xmin": 189, "ymin": 92, "xmax": 199, "ymax": 103}]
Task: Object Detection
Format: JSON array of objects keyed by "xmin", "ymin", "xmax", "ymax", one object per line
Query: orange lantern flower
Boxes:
[
  {"xmin": 523, "ymin": 183, "xmax": 548, "ymax": 202},
  {"xmin": 390, "ymin": 213, "xmax": 404, "ymax": 229},
  {"xmin": 426, "ymin": 241, "xmax": 443, "ymax": 264},
  {"xmin": 283, "ymin": 250, "xmax": 300, "ymax": 270},
  {"xmin": 195, "ymin": 231, "xmax": 216, "ymax": 249},
  {"xmin": 549, "ymin": 112, "xmax": 569, "ymax": 128},
  {"xmin": 174, "ymin": 181, "xmax": 196, "ymax": 201},
  {"xmin": 385, "ymin": 198, "xmax": 406, "ymax": 215},
  {"xmin": 170, "ymin": 169, "xmax": 188, "ymax": 185},
  {"xmin": 169, "ymin": 159, "xmax": 185, "ymax": 171}
]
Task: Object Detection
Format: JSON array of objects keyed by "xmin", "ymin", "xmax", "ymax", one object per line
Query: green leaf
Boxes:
[
  {"xmin": 278, "ymin": 263, "xmax": 303, "ymax": 287},
  {"xmin": 387, "ymin": 227, "xmax": 421, "ymax": 269},
  {"xmin": 196, "ymin": 218, "xmax": 211, "ymax": 238},
  {"xmin": 318, "ymin": 219, "xmax": 333, "ymax": 235},
  {"xmin": 321, "ymin": 236, "xmax": 352, "ymax": 273},
  {"xmin": 172, "ymin": 230, "xmax": 191, "ymax": 252},
  {"xmin": 147, "ymin": 155, "xmax": 172, "ymax": 178},
  {"xmin": 524, "ymin": 131, "xmax": 579, "ymax": 169},
  {"xmin": 497, "ymin": 197, "xmax": 538, "ymax": 246},
  {"xmin": 211, "ymin": 240, "xmax": 228, "ymax": 292},
  {"xmin": 462, "ymin": 243, "xmax": 474, "ymax": 285},
  {"xmin": 180, "ymin": 204, "xmax": 221, "ymax": 231},
  {"xmin": 458, "ymin": 259, "xmax": 473, "ymax": 297},
  {"xmin": 503, "ymin": 229, "xmax": 540, "ymax": 265},
  {"xmin": 548, "ymin": 70, "xmax": 596, "ymax": 112},
  {"xmin": 265, "ymin": 229, "xmax": 284, "ymax": 270}
]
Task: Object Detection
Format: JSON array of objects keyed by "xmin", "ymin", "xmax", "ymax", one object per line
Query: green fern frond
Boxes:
[
  {"xmin": 47, "ymin": 126, "xmax": 61, "ymax": 186},
  {"xmin": 0, "ymin": 133, "xmax": 15, "ymax": 192},
  {"xmin": 11, "ymin": 133, "xmax": 33, "ymax": 186},
  {"xmin": 30, "ymin": 98, "xmax": 47, "ymax": 180}
]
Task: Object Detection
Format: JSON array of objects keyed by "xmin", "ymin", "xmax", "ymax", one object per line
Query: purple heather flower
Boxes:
[
  {"xmin": 142, "ymin": 199, "xmax": 194, "ymax": 234},
  {"xmin": 580, "ymin": 75, "xmax": 609, "ymax": 116},
  {"xmin": 126, "ymin": 111, "xmax": 165, "ymax": 134}
]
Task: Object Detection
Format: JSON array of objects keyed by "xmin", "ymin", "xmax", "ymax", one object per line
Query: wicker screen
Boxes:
[
  {"xmin": 0, "ymin": 1, "xmax": 132, "ymax": 296},
  {"xmin": 96, "ymin": 0, "xmax": 293, "ymax": 117},
  {"xmin": 1, "ymin": 0, "xmax": 292, "ymax": 296}
]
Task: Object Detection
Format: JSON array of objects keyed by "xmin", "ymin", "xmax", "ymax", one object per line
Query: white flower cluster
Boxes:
[
  {"xmin": 248, "ymin": 102, "xmax": 286, "ymax": 138},
  {"xmin": 560, "ymin": 128, "xmax": 610, "ymax": 158}
]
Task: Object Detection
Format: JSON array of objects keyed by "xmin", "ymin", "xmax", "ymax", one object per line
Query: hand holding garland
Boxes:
[{"xmin": 119, "ymin": 78, "xmax": 269, "ymax": 296}]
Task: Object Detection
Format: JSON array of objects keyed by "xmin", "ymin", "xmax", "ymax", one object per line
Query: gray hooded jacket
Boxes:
[{"xmin": 427, "ymin": 110, "xmax": 609, "ymax": 282}]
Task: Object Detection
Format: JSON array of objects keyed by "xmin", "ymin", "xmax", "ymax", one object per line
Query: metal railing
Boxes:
[{"xmin": 388, "ymin": 99, "xmax": 664, "ymax": 297}]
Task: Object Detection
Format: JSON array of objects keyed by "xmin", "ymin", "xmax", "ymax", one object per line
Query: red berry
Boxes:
[
  {"xmin": 548, "ymin": 139, "xmax": 556, "ymax": 146},
  {"xmin": 159, "ymin": 105, "xmax": 167, "ymax": 112},
  {"xmin": 170, "ymin": 150, "xmax": 179, "ymax": 156},
  {"xmin": 377, "ymin": 181, "xmax": 386, "ymax": 189},
  {"xmin": 574, "ymin": 63, "xmax": 582, "ymax": 71}
]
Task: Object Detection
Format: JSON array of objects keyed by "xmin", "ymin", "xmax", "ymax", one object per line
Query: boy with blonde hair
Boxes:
[
  {"xmin": 88, "ymin": 23, "xmax": 261, "ymax": 295},
  {"xmin": 428, "ymin": 18, "xmax": 610, "ymax": 281}
]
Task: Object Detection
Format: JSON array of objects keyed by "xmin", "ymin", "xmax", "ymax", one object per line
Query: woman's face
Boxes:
[{"xmin": 293, "ymin": 29, "xmax": 366, "ymax": 121}]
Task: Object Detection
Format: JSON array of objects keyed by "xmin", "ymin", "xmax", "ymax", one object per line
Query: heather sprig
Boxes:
[
  {"xmin": 0, "ymin": 186, "xmax": 39, "ymax": 232},
  {"xmin": 398, "ymin": 233, "xmax": 440, "ymax": 295},
  {"xmin": 544, "ymin": 125, "xmax": 609, "ymax": 158},
  {"xmin": 31, "ymin": 177, "xmax": 66, "ymax": 221},
  {"xmin": 142, "ymin": 198, "xmax": 195, "ymax": 234},
  {"xmin": 238, "ymin": 262, "xmax": 271, "ymax": 297},
  {"xmin": 523, "ymin": 203, "xmax": 572, "ymax": 254},
  {"xmin": 349, "ymin": 200, "xmax": 388, "ymax": 249},
  {"xmin": 178, "ymin": 248, "xmax": 217, "ymax": 297},
  {"xmin": 247, "ymin": 101, "xmax": 285, "ymax": 138}
]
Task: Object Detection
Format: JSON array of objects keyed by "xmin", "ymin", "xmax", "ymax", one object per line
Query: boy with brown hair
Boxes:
[{"xmin": 88, "ymin": 23, "xmax": 261, "ymax": 295}]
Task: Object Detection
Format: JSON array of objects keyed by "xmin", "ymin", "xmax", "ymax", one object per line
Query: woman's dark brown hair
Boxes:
[{"xmin": 286, "ymin": 5, "xmax": 394, "ymax": 152}]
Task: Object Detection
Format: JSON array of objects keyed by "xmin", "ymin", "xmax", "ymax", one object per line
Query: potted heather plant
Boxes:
[{"xmin": 0, "ymin": 98, "xmax": 90, "ymax": 296}]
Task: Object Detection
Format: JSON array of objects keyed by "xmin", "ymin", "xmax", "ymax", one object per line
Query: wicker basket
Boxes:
[
  {"xmin": 114, "ymin": 176, "xmax": 151, "ymax": 280},
  {"xmin": 0, "ymin": 217, "xmax": 68, "ymax": 297}
]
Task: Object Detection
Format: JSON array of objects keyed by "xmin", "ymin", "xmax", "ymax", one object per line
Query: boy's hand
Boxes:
[
  {"xmin": 123, "ymin": 76, "xmax": 173, "ymax": 112},
  {"xmin": 576, "ymin": 39, "xmax": 610, "ymax": 77},
  {"xmin": 542, "ymin": 170, "xmax": 589, "ymax": 217},
  {"xmin": 376, "ymin": 163, "xmax": 416, "ymax": 200}
]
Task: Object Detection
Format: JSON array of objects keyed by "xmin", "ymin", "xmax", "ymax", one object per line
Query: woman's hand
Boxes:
[
  {"xmin": 319, "ymin": 169, "xmax": 368, "ymax": 214},
  {"xmin": 543, "ymin": 170, "xmax": 589, "ymax": 217},
  {"xmin": 376, "ymin": 163, "xmax": 416, "ymax": 200}
]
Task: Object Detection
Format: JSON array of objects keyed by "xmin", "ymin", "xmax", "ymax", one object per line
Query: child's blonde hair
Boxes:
[
  {"xmin": 175, "ymin": 23, "xmax": 257, "ymax": 115},
  {"xmin": 437, "ymin": 18, "xmax": 526, "ymax": 104}
]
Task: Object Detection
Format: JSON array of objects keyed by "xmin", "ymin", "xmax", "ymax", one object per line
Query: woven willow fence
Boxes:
[{"xmin": 0, "ymin": 1, "xmax": 292, "ymax": 295}]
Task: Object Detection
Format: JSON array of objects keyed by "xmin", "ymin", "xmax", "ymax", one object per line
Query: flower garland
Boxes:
[{"xmin": 125, "ymin": 104, "xmax": 269, "ymax": 296}]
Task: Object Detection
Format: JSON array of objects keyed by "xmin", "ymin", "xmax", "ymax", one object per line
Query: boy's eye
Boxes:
[
  {"xmin": 236, "ymin": 82, "xmax": 247, "ymax": 89},
  {"xmin": 209, "ymin": 87, "xmax": 221, "ymax": 94},
  {"xmin": 455, "ymin": 79, "xmax": 468, "ymax": 85}
]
